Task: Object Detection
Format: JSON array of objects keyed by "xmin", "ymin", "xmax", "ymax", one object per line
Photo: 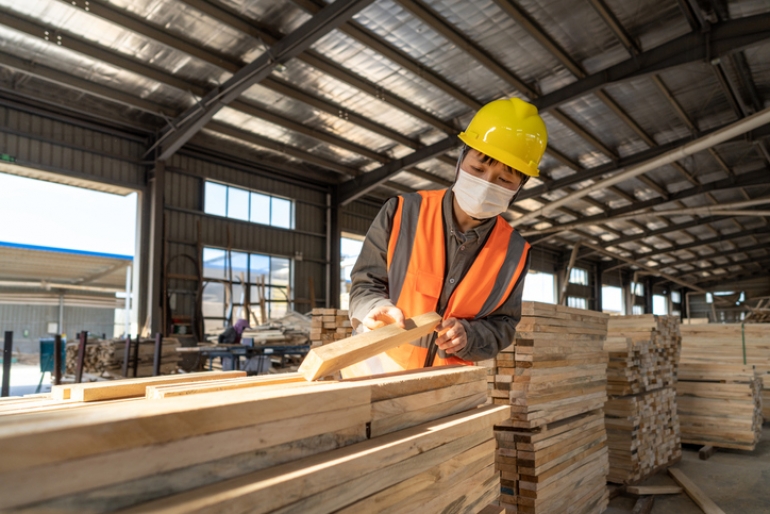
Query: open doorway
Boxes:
[
  {"xmin": 340, "ymin": 232, "xmax": 365, "ymax": 311},
  {"xmin": 0, "ymin": 170, "xmax": 139, "ymax": 394}
]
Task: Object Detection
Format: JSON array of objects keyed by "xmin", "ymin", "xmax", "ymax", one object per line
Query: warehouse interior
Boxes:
[{"xmin": 0, "ymin": 0, "xmax": 768, "ymax": 513}]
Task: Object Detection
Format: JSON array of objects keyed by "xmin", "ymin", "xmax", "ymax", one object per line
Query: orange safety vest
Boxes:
[{"xmin": 341, "ymin": 189, "xmax": 530, "ymax": 378}]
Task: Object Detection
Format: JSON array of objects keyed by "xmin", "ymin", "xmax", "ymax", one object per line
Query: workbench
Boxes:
[{"xmin": 176, "ymin": 344, "xmax": 310, "ymax": 373}]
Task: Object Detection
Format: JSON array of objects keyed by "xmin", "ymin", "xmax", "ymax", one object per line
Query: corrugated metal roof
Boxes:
[{"xmin": 0, "ymin": 0, "xmax": 767, "ymax": 284}]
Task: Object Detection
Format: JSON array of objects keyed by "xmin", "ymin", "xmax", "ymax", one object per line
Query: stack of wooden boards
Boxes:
[
  {"xmin": 680, "ymin": 322, "xmax": 769, "ymax": 424},
  {"xmin": 65, "ymin": 337, "xmax": 181, "ymax": 378},
  {"xmin": 677, "ymin": 363, "xmax": 763, "ymax": 450},
  {"xmin": 0, "ymin": 365, "xmax": 506, "ymax": 513},
  {"xmin": 603, "ymin": 315, "xmax": 682, "ymax": 484},
  {"xmin": 309, "ymin": 308, "xmax": 353, "ymax": 347},
  {"xmin": 489, "ymin": 302, "xmax": 610, "ymax": 514}
]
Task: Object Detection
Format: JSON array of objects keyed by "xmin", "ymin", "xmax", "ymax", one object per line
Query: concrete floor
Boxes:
[
  {"xmin": 0, "ymin": 363, "xmax": 52, "ymax": 396},
  {"xmin": 607, "ymin": 424, "xmax": 770, "ymax": 514}
]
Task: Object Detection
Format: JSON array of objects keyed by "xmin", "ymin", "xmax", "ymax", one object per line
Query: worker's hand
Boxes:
[
  {"xmin": 361, "ymin": 305, "xmax": 406, "ymax": 332},
  {"xmin": 435, "ymin": 318, "xmax": 467, "ymax": 355}
]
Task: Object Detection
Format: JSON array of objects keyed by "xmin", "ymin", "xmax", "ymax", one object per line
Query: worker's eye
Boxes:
[{"xmin": 499, "ymin": 177, "xmax": 511, "ymax": 184}]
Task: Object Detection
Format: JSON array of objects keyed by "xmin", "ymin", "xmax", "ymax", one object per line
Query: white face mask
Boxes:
[{"xmin": 453, "ymin": 168, "xmax": 516, "ymax": 219}]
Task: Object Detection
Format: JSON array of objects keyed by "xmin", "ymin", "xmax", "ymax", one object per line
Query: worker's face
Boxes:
[{"xmin": 460, "ymin": 149, "xmax": 526, "ymax": 192}]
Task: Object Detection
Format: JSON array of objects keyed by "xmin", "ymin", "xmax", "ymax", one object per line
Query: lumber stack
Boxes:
[
  {"xmin": 605, "ymin": 315, "xmax": 681, "ymax": 396},
  {"xmin": 0, "ymin": 365, "xmax": 505, "ymax": 513},
  {"xmin": 604, "ymin": 388, "xmax": 681, "ymax": 483},
  {"xmin": 309, "ymin": 308, "xmax": 353, "ymax": 347},
  {"xmin": 680, "ymin": 322, "xmax": 769, "ymax": 425},
  {"xmin": 65, "ymin": 337, "xmax": 181, "ymax": 377},
  {"xmin": 677, "ymin": 363, "xmax": 763, "ymax": 450},
  {"xmin": 490, "ymin": 302, "xmax": 610, "ymax": 514},
  {"xmin": 603, "ymin": 315, "xmax": 682, "ymax": 484}
]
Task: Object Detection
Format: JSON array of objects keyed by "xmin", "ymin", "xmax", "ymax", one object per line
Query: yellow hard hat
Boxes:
[{"xmin": 458, "ymin": 97, "xmax": 548, "ymax": 178}]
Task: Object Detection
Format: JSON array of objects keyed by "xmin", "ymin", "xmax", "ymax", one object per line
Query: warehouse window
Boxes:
[
  {"xmin": 202, "ymin": 247, "xmax": 291, "ymax": 333},
  {"xmin": 632, "ymin": 305, "xmax": 644, "ymax": 315},
  {"xmin": 652, "ymin": 295, "xmax": 668, "ymax": 315},
  {"xmin": 602, "ymin": 285, "xmax": 624, "ymax": 313},
  {"xmin": 569, "ymin": 268, "xmax": 588, "ymax": 285},
  {"xmin": 523, "ymin": 270, "xmax": 556, "ymax": 304},
  {"xmin": 340, "ymin": 233, "xmax": 365, "ymax": 310},
  {"xmin": 631, "ymin": 282, "xmax": 644, "ymax": 297},
  {"xmin": 567, "ymin": 297, "xmax": 587, "ymax": 310},
  {"xmin": 204, "ymin": 181, "xmax": 293, "ymax": 229},
  {"xmin": 671, "ymin": 291, "xmax": 681, "ymax": 304}
]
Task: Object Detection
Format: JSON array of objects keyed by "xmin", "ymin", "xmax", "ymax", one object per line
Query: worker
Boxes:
[
  {"xmin": 345, "ymin": 97, "xmax": 547, "ymax": 377},
  {"xmin": 218, "ymin": 318, "xmax": 250, "ymax": 345}
]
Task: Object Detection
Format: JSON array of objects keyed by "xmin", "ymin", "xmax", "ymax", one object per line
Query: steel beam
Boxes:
[
  {"xmin": 586, "ymin": 0, "xmax": 639, "ymax": 55},
  {"xmin": 671, "ymin": 254, "xmax": 769, "ymax": 279},
  {"xmin": 657, "ymin": 242, "xmax": 770, "ymax": 270},
  {"xmin": 534, "ymin": 13, "xmax": 770, "ymax": 111},
  {"xmin": 694, "ymin": 264, "xmax": 770, "ymax": 286},
  {"xmin": 156, "ymin": 0, "xmax": 375, "ymax": 160},
  {"xmin": 397, "ymin": 0, "xmax": 536, "ymax": 97},
  {"xmin": 292, "ymin": 0, "xmax": 481, "ymax": 110},
  {"xmin": 524, "ymin": 168, "xmax": 769, "ymax": 237},
  {"xmin": 635, "ymin": 225, "xmax": 770, "ymax": 260},
  {"xmin": 339, "ymin": 137, "xmax": 459, "ymax": 205}
]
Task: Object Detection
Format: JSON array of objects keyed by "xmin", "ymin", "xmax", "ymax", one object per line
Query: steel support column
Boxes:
[{"xmin": 146, "ymin": 161, "xmax": 165, "ymax": 336}]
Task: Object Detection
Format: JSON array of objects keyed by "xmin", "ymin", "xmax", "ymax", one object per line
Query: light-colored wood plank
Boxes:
[
  {"xmin": 15, "ymin": 427, "xmax": 367, "ymax": 514},
  {"xmin": 52, "ymin": 371, "xmax": 246, "ymax": 401},
  {"xmin": 146, "ymin": 373, "xmax": 306, "ymax": 399},
  {"xmin": 626, "ymin": 485, "xmax": 683, "ymax": 495},
  {"xmin": 298, "ymin": 312, "xmax": 441, "ymax": 380},
  {"xmin": 0, "ymin": 381, "xmax": 370, "ymax": 475},
  {"xmin": 116, "ymin": 405, "xmax": 509, "ymax": 514},
  {"xmin": 0, "ymin": 402, "xmax": 369, "ymax": 510},
  {"xmin": 668, "ymin": 468, "xmax": 726, "ymax": 514}
]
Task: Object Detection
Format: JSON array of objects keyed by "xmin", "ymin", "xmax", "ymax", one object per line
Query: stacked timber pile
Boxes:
[
  {"xmin": 677, "ymin": 363, "xmax": 763, "ymax": 450},
  {"xmin": 309, "ymin": 308, "xmax": 353, "ymax": 347},
  {"xmin": 65, "ymin": 337, "xmax": 181, "ymax": 378},
  {"xmin": 0, "ymin": 366, "xmax": 506, "ymax": 513},
  {"xmin": 603, "ymin": 315, "xmax": 682, "ymax": 484},
  {"xmin": 605, "ymin": 315, "xmax": 680, "ymax": 395},
  {"xmin": 604, "ymin": 388, "xmax": 680, "ymax": 483},
  {"xmin": 489, "ymin": 302, "xmax": 610, "ymax": 514},
  {"xmin": 680, "ymin": 323, "xmax": 769, "ymax": 424}
]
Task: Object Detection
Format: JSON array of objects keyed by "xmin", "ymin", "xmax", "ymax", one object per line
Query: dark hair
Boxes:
[
  {"xmin": 456, "ymin": 145, "xmax": 530, "ymax": 206},
  {"xmin": 459, "ymin": 145, "xmax": 530, "ymax": 188}
]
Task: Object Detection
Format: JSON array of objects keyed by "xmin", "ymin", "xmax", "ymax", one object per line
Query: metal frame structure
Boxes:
[{"xmin": 0, "ymin": 0, "xmax": 768, "ymax": 324}]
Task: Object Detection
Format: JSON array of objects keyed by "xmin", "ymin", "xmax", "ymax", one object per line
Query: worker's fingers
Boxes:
[
  {"xmin": 383, "ymin": 306, "xmax": 406, "ymax": 328},
  {"xmin": 362, "ymin": 305, "xmax": 405, "ymax": 331},
  {"xmin": 435, "ymin": 318, "xmax": 467, "ymax": 354}
]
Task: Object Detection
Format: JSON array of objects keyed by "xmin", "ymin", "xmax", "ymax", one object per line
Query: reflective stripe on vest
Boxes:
[{"xmin": 385, "ymin": 189, "xmax": 530, "ymax": 370}]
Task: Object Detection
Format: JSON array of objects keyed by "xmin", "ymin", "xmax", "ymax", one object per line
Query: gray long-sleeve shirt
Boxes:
[{"xmin": 349, "ymin": 188, "xmax": 530, "ymax": 362}]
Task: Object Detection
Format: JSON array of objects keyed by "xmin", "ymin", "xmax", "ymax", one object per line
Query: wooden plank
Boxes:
[
  {"xmin": 334, "ymin": 439, "xmax": 495, "ymax": 514},
  {"xmin": 668, "ymin": 468, "xmax": 726, "ymax": 514},
  {"xmin": 298, "ymin": 312, "xmax": 441, "ymax": 380},
  {"xmin": 0, "ymin": 381, "xmax": 371, "ymax": 476},
  {"xmin": 14, "ymin": 427, "xmax": 367, "ymax": 514},
  {"xmin": 268, "ymin": 431, "xmax": 496, "ymax": 514},
  {"xmin": 1, "ymin": 402, "xmax": 369, "ymax": 510},
  {"xmin": 116, "ymin": 405, "xmax": 509, "ymax": 514},
  {"xmin": 146, "ymin": 373, "xmax": 306, "ymax": 399},
  {"xmin": 631, "ymin": 495, "xmax": 655, "ymax": 514},
  {"xmin": 370, "ymin": 392, "xmax": 488, "ymax": 437},
  {"xmin": 626, "ymin": 485, "xmax": 683, "ymax": 495},
  {"xmin": 353, "ymin": 365, "xmax": 484, "ymax": 401},
  {"xmin": 699, "ymin": 445, "xmax": 717, "ymax": 460},
  {"xmin": 52, "ymin": 371, "xmax": 246, "ymax": 401}
]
